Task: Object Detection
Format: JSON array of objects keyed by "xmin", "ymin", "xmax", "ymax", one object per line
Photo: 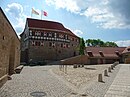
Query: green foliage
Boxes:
[
  {"xmin": 79, "ymin": 38, "xmax": 85, "ymax": 55},
  {"xmin": 86, "ymin": 39, "xmax": 118, "ymax": 47}
]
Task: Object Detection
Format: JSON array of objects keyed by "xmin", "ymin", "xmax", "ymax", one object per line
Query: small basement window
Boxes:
[{"xmin": 3, "ymin": 36, "xmax": 5, "ymax": 40}]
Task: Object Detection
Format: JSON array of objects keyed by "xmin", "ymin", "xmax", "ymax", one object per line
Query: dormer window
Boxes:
[
  {"xmin": 127, "ymin": 48, "xmax": 130, "ymax": 51},
  {"xmin": 99, "ymin": 51, "xmax": 104, "ymax": 57},
  {"xmin": 115, "ymin": 51, "xmax": 120, "ymax": 56},
  {"xmin": 87, "ymin": 51, "xmax": 93, "ymax": 57}
]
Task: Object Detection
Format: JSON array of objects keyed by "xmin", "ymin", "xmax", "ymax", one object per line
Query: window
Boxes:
[
  {"xmin": 30, "ymin": 30, "xmax": 32, "ymax": 36},
  {"xmin": 32, "ymin": 41, "xmax": 35, "ymax": 46},
  {"xmin": 127, "ymin": 48, "xmax": 130, "ymax": 51},
  {"xmin": 87, "ymin": 51, "xmax": 93, "ymax": 57},
  {"xmin": 3, "ymin": 36, "xmax": 5, "ymax": 40},
  {"xmin": 35, "ymin": 41, "xmax": 40, "ymax": 46},
  {"xmin": 40, "ymin": 41, "xmax": 44, "ymax": 46},
  {"xmin": 115, "ymin": 51, "xmax": 120, "ymax": 56},
  {"xmin": 52, "ymin": 33, "xmax": 55, "ymax": 37},
  {"xmin": 63, "ymin": 44, "xmax": 66, "ymax": 48},
  {"xmin": 49, "ymin": 42, "xmax": 52, "ymax": 47},
  {"xmin": 61, "ymin": 43, "xmax": 63, "ymax": 47},
  {"xmin": 44, "ymin": 32, "xmax": 47, "ymax": 36},
  {"xmin": 49, "ymin": 42, "xmax": 55, "ymax": 47},
  {"xmin": 57, "ymin": 33, "xmax": 59, "ymax": 38},
  {"xmin": 49, "ymin": 33, "xmax": 52, "ymax": 37},
  {"xmin": 99, "ymin": 51, "xmax": 104, "ymax": 57}
]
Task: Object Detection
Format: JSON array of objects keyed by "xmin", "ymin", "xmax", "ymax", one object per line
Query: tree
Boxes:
[
  {"xmin": 105, "ymin": 41, "xmax": 118, "ymax": 47},
  {"xmin": 86, "ymin": 39, "xmax": 91, "ymax": 46},
  {"xmin": 79, "ymin": 38, "xmax": 85, "ymax": 55},
  {"xmin": 86, "ymin": 39, "xmax": 118, "ymax": 47}
]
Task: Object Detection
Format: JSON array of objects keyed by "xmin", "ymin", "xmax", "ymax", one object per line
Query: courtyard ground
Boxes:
[{"xmin": 0, "ymin": 64, "xmax": 130, "ymax": 97}]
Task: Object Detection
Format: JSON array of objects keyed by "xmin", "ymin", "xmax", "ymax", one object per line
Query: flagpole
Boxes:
[
  {"xmin": 31, "ymin": 8, "xmax": 32, "ymax": 17},
  {"xmin": 41, "ymin": 10, "xmax": 42, "ymax": 20}
]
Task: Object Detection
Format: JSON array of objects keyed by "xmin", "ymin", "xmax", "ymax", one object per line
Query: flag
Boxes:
[
  {"xmin": 41, "ymin": 10, "xmax": 47, "ymax": 16},
  {"xmin": 32, "ymin": 8, "xmax": 39, "ymax": 15},
  {"xmin": 43, "ymin": 11, "xmax": 47, "ymax": 16}
]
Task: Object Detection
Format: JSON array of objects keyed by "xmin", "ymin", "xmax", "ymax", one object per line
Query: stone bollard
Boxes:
[
  {"xmin": 65, "ymin": 65, "xmax": 67, "ymax": 74},
  {"xmin": 78, "ymin": 64, "xmax": 80, "ymax": 67},
  {"xmin": 8, "ymin": 75, "xmax": 12, "ymax": 80},
  {"xmin": 108, "ymin": 67, "xmax": 111, "ymax": 72},
  {"xmin": 81, "ymin": 64, "xmax": 84, "ymax": 67},
  {"xmin": 73, "ymin": 64, "xmax": 77, "ymax": 68},
  {"xmin": 104, "ymin": 69, "xmax": 108, "ymax": 76},
  {"xmin": 98, "ymin": 74, "xmax": 103, "ymax": 82},
  {"xmin": 59, "ymin": 65, "xmax": 62, "ymax": 71},
  {"xmin": 113, "ymin": 64, "xmax": 115, "ymax": 68},
  {"xmin": 111, "ymin": 65, "xmax": 114, "ymax": 70}
]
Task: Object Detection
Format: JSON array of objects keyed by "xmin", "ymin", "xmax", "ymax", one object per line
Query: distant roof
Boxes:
[
  {"xmin": 85, "ymin": 47, "xmax": 126, "ymax": 58},
  {"xmin": 27, "ymin": 18, "xmax": 78, "ymax": 37},
  {"xmin": 122, "ymin": 46, "xmax": 130, "ymax": 54}
]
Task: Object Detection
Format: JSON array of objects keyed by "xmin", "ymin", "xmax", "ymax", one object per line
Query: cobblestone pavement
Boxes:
[
  {"xmin": 104, "ymin": 64, "xmax": 130, "ymax": 97},
  {"xmin": 0, "ymin": 66, "xmax": 72, "ymax": 97},
  {"xmin": 0, "ymin": 64, "xmax": 128, "ymax": 97},
  {"xmin": 83, "ymin": 64, "xmax": 121, "ymax": 97}
]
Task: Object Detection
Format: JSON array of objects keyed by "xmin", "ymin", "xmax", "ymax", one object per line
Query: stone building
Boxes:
[
  {"xmin": 0, "ymin": 8, "xmax": 20, "ymax": 87},
  {"xmin": 122, "ymin": 46, "xmax": 130, "ymax": 63},
  {"xmin": 60, "ymin": 47, "xmax": 127, "ymax": 65},
  {"xmin": 85, "ymin": 47, "xmax": 125, "ymax": 64},
  {"xmin": 20, "ymin": 18, "xmax": 80, "ymax": 64}
]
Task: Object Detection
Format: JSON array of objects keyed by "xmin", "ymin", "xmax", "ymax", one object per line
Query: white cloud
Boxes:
[
  {"xmin": 5, "ymin": 3, "xmax": 27, "ymax": 35},
  {"xmin": 5, "ymin": 3, "xmax": 23, "ymax": 18},
  {"xmin": 73, "ymin": 29, "xmax": 84, "ymax": 36},
  {"xmin": 46, "ymin": 0, "xmax": 80, "ymax": 13},
  {"xmin": 115, "ymin": 40, "xmax": 130, "ymax": 47},
  {"xmin": 45, "ymin": 0, "xmax": 130, "ymax": 29}
]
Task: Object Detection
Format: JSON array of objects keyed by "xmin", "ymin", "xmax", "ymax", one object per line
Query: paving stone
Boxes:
[{"xmin": 104, "ymin": 64, "xmax": 130, "ymax": 97}]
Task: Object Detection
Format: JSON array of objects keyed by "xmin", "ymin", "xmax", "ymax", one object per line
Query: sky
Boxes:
[{"xmin": 0, "ymin": 0, "xmax": 130, "ymax": 47}]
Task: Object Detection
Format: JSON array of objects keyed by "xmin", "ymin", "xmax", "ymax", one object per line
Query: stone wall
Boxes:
[
  {"xmin": 0, "ymin": 8, "xmax": 20, "ymax": 87},
  {"xmin": 60, "ymin": 55, "xmax": 88, "ymax": 65},
  {"xmin": 125, "ymin": 58, "xmax": 130, "ymax": 64},
  {"xmin": 28, "ymin": 40, "xmax": 79, "ymax": 63}
]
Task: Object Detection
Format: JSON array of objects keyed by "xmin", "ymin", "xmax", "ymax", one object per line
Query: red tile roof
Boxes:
[
  {"xmin": 27, "ymin": 18, "xmax": 78, "ymax": 37},
  {"xmin": 122, "ymin": 46, "xmax": 130, "ymax": 54},
  {"xmin": 85, "ymin": 47, "xmax": 125, "ymax": 58}
]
